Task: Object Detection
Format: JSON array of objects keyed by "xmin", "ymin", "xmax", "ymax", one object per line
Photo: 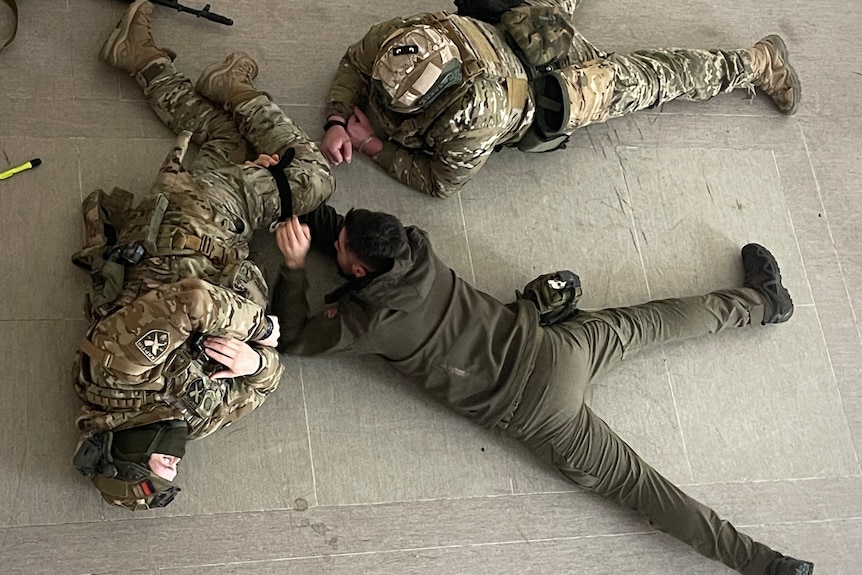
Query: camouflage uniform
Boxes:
[
  {"xmin": 327, "ymin": 0, "xmax": 759, "ymax": 197},
  {"xmin": 73, "ymin": 61, "xmax": 328, "ymax": 441},
  {"xmin": 141, "ymin": 60, "xmax": 334, "ymax": 215}
]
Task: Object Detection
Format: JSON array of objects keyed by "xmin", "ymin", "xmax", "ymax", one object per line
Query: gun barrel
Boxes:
[{"xmin": 145, "ymin": 0, "xmax": 233, "ymax": 26}]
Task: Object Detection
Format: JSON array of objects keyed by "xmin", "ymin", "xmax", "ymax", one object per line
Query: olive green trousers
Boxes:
[{"xmin": 506, "ymin": 287, "xmax": 779, "ymax": 575}]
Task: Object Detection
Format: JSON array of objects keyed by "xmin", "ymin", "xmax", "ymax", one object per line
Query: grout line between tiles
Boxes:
[
  {"xmin": 796, "ymin": 128, "xmax": 862, "ymax": 473},
  {"xmin": 298, "ymin": 362, "xmax": 320, "ymax": 506},
  {"xmin": 457, "ymin": 191, "xmax": 477, "ymax": 285}
]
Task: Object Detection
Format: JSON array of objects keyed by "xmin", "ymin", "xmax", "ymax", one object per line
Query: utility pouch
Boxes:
[
  {"xmin": 500, "ymin": 5, "xmax": 573, "ymax": 67},
  {"xmin": 218, "ymin": 259, "xmax": 268, "ymax": 308},
  {"xmin": 72, "ymin": 188, "xmax": 138, "ymax": 315},
  {"xmin": 163, "ymin": 347, "xmax": 227, "ymax": 421},
  {"xmin": 518, "ymin": 59, "xmax": 615, "ymax": 152},
  {"xmin": 517, "ymin": 269, "xmax": 582, "ymax": 326},
  {"xmin": 72, "ymin": 432, "xmax": 117, "ymax": 479}
]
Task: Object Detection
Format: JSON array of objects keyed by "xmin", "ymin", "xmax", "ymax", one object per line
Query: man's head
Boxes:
[
  {"xmin": 372, "ymin": 24, "xmax": 463, "ymax": 113},
  {"xmin": 73, "ymin": 421, "xmax": 187, "ymax": 511},
  {"xmin": 335, "ymin": 209, "xmax": 407, "ymax": 278}
]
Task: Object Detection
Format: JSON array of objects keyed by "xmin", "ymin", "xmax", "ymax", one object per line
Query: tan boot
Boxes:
[
  {"xmin": 99, "ymin": 0, "xmax": 176, "ymax": 75},
  {"xmin": 750, "ymin": 35, "xmax": 801, "ymax": 116},
  {"xmin": 195, "ymin": 52, "xmax": 266, "ymax": 111}
]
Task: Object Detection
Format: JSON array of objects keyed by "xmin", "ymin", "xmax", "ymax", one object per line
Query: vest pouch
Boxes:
[
  {"xmin": 164, "ymin": 348, "xmax": 226, "ymax": 421},
  {"xmin": 218, "ymin": 259, "xmax": 268, "ymax": 308},
  {"xmin": 517, "ymin": 270, "xmax": 582, "ymax": 326},
  {"xmin": 500, "ymin": 5, "xmax": 574, "ymax": 67},
  {"xmin": 89, "ymin": 258, "xmax": 126, "ymax": 309}
]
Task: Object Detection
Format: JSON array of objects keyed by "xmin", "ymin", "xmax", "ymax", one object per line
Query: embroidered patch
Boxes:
[{"xmin": 136, "ymin": 330, "xmax": 170, "ymax": 362}]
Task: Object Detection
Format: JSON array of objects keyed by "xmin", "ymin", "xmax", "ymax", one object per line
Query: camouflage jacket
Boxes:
[
  {"xmin": 327, "ymin": 11, "xmax": 535, "ymax": 198},
  {"xmin": 74, "ymin": 136, "xmax": 284, "ymax": 441}
]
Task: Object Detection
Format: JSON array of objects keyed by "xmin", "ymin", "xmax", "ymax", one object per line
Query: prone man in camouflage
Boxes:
[
  {"xmin": 71, "ymin": 0, "xmax": 333, "ymax": 511},
  {"xmin": 321, "ymin": 0, "xmax": 801, "ymax": 198}
]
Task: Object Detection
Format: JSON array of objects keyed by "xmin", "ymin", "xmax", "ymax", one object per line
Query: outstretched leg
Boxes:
[
  {"xmin": 608, "ymin": 36, "xmax": 801, "ymax": 117},
  {"xmin": 553, "ymin": 405, "xmax": 780, "ymax": 574},
  {"xmin": 507, "ymin": 246, "xmax": 810, "ymax": 574}
]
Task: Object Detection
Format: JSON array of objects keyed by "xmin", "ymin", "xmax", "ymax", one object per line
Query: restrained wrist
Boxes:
[
  {"xmin": 257, "ymin": 316, "xmax": 274, "ymax": 340},
  {"xmin": 358, "ymin": 135, "xmax": 376, "ymax": 154},
  {"xmin": 323, "ymin": 118, "xmax": 347, "ymax": 131}
]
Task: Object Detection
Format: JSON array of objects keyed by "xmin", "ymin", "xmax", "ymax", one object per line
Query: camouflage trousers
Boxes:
[
  {"xmin": 525, "ymin": 0, "xmax": 758, "ymax": 122},
  {"xmin": 139, "ymin": 59, "xmax": 334, "ymax": 216},
  {"xmin": 507, "ymin": 287, "xmax": 779, "ymax": 575}
]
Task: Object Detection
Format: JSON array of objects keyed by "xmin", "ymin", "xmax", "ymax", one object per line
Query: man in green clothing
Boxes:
[
  {"xmin": 261, "ymin": 193, "xmax": 812, "ymax": 574},
  {"xmin": 71, "ymin": 0, "xmax": 333, "ymax": 511},
  {"xmin": 321, "ymin": 0, "xmax": 801, "ymax": 197}
]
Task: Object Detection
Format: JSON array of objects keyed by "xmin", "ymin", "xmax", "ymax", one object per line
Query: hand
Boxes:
[
  {"xmin": 275, "ymin": 215, "xmax": 312, "ymax": 269},
  {"xmin": 346, "ymin": 107, "xmax": 375, "ymax": 146},
  {"xmin": 321, "ymin": 121, "xmax": 353, "ymax": 165},
  {"xmin": 245, "ymin": 153, "xmax": 280, "ymax": 168},
  {"xmin": 256, "ymin": 315, "xmax": 280, "ymax": 347},
  {"xmin": 203, "ymin": 336, "xmax": 262, "ymax": 379}
]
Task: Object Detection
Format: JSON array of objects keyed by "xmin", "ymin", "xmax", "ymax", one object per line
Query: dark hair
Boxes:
[{"xmin": 343, "ymin": 208, "xmax": 407, "ymax": 272}]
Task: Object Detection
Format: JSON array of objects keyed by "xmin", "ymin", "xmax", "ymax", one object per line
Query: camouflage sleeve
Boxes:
[
  {"xmin": 370, "ymin": 78, "xmax": 512, "ymax": 197},
  {"xmin": 191, "ymin": 346, "xmax": 284, "ymax": 440},
  {"xmin": 89, "ymin": 278, "xmax": 270, "ymax": 376},
  {"xmin": 327, "ymin": 17, "xmax": 410, "ymax": 119}
]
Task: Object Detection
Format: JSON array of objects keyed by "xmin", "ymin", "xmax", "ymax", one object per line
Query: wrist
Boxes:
[
  {"xmin": 358, "ymin": 135, "xmax": 382, "ymax": 156},
  {"xmin": 257, "ymin": 316, "xmax": 274, "ymax": 341},
  {"xmin": 324, "ymin": 117, "xmax": 347, "ymax": 132},
  {"xmin": 285, "ymin": 257, "xmax": 306, "ymax": 270}
]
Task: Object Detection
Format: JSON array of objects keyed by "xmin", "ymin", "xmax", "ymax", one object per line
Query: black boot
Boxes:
[
  {"xmin": 742, "ymin": 243, "xmax": 794, "ymax": 324},
  {"xmin": 764, "ymin": 554, "xmax": 814, "ymax": 575}
]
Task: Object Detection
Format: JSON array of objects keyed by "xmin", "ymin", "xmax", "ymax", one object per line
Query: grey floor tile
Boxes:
[
  {"xmin": 0, "ymin": 319, "xmax": 101, "ymax": 527},
  {"xmin": 300, "ymin": 355, "xmax": 515, "ymax": 504},
  {"xmin": 70, "ymin": 0, "xmax": 121, "ymax": 100},
  {"xmin": 668, "ymin": 306, "xmax": 857, "ymax": 482},
  {"xmin": 0, "ymin": 4, "xmax": 73, "ymax": 101},
  {"xmin": 619, "ymin": 146, "xmax": 808, "ymax": 304},
  {"xmin": 460, "ymin": 146, "xmax": 648, "ymax": 309},
  {"xmin": 78, "ymin": 136, "xmax": 177, "ymax": 200},
  {"xmin": 0, "ymin": 137, "xmax": 90, "ymax": 320}
]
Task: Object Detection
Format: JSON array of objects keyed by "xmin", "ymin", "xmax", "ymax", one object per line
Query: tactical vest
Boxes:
[
  {"xmin": 72, "ymin": 132, "xmax": 260, "ymax": 437},
  {"xmin": 370, "ymin": 12, "xmax": 533, "ymax": 148}
]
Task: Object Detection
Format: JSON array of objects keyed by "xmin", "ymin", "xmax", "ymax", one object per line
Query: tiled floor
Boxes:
[{"xmin": 1, "ymin": 1, "xmax": 860, "ymax": 574}]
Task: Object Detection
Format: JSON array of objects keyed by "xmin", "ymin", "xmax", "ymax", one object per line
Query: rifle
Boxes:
[{"xmin": 134, "ymin": 0, "xmax": 233, "ymax": 26}]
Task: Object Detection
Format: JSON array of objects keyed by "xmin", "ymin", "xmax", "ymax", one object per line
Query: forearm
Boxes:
[
  {"xmin": 243, "ymin": 346, "xmax": 285, "ymax": 393},
  {"xmin": 90, "ymin": 278, "xmax": 270, "ymax": 371},
  {"xmin": 371, "ymin": 139, "xmax": 493, "ymax": 198},
  {"xmin": 271, "ymin": 265, "xmax": 347, "ymax": 356}
]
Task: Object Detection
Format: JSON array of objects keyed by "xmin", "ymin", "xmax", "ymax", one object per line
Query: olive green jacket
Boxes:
[{"xmin": 275, "ymin": 205, "xmax": 542, "ymax": 427}]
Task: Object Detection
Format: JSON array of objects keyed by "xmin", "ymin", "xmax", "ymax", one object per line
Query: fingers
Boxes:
[
  {"xmin": 342, "ymin": 140, "xmax": 353, "ymax": 164},
  {"xmin": 353, "ymin": 106, "xmax": 368, "ymax": 123},
  {"xmin": 204, "ymin": 337, "xmax": 261, "ymax": 378}
]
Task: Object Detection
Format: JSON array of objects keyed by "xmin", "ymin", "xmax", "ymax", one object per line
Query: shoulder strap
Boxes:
[{"xmin": 1, "ymin": 0, "xmax": 18, "ymax": 54}]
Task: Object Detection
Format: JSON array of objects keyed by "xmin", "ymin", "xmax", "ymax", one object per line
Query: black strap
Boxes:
[
  {"xmin": 1, "ymin": 0, "xmax": 18, "ymax": 54},
  {"xmin": 266, "ymin": 148, "xmax": 296, "ymax": 222},
  {"xmin": 323, "ymin": 118, "xmax": 347, "ymax": 131}
]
